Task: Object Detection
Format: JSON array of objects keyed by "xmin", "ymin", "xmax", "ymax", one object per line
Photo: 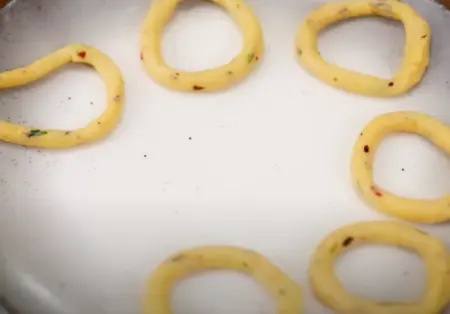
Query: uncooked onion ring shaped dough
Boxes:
[
  {"xmin": 140, "ymin": 0, "xmax": 264, "ymax": 92},
  {"xmin": 295, "ymin": 0, "xmax": 430, "ymax": 97},
  {"xmin": 142, "ymin": 246, "xmax": 303, "ymax": 314},
  {"xmin": 0, "ymin": 44, "xmax": 124, "ymax": 148},
  {"xmin": 309, "ymin": 221, "xmax": 450, "ymax": 314},
  {"xmin": 351, "ymin": 111, "xmax": 450, "ymax": 223}
]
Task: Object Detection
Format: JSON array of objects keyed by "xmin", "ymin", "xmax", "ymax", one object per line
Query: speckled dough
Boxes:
[
  {"xmin": 140, "ymin": 0, "xmax": 264, "ymax": 92},
  {"xmin": 0, "ymin": 44, "xmax": 124, "ymax": 148},
  {"xmin": 295, "ymin": 0, "xmax": 430, "ymax": 97},
  {"xmin": 351, "ymin": 111, "xmax": 450, "ymax": 223},
  {"xmin": 309, "ymin": 221, "xmax": 450, "ymax": 314},
  {"xmin": 142, "ymin": 246, "xmax": 302, "ymax": 314}
]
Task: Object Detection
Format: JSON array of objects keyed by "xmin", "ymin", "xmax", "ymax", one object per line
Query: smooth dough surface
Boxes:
[
  {"xmin": 142, "ymin": 246, "xmax": 302, "ymax": 314},
  {"xmin": 140, "ymin": 0, "xmax": 263, "ymax": 92},
  {"xmin": 309, "ymin": 221, "xmax": 450, "ymax": 314},
  {"xmin": 351, "ymin": 111, "xmax": 450, "ymax": 223},
  {"xmin": 295, "ymin": 0, "xmax": 430, "ymax": 97},
  {"xmin": 0, "ymin": 44, "xmax": 124, "ymax": 148}
]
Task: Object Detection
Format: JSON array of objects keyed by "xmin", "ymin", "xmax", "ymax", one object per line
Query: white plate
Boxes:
[{"xmin": 1, "ymin": 0, "xmax": 450, "ymax": 313}]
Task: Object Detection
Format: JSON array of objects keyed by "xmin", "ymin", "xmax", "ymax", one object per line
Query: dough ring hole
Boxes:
[
  {"xmin": 336, "ymin": 244, "xmax": 425, "ymax": 301},
  {"xmin": 162, "ymin": 0, "xmax": 241, "ymax": 72},
  {"xmin": 373, "ymin": 133, "xmax": 450, "ymax": 200},
  {"xmin": 0, "ymin": 65, "xmax": 105, "ymax": 131},
  {"xmin": 172, "ymin": 271, "xmax": 275, "ymax": 313},
  {"xmin": 317, "ymin": 16, "xmax": 404, "ymax": 78}
]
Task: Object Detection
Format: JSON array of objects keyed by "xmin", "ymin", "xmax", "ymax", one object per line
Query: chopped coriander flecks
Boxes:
[
  {"xmin": 171, "ymin": 254, "xmax": 185, "ymax": 262},
  {"xmin": 27, "ymin": 129, "xmax": 48, "ymax": 137},
  {"xmin": 247, "ymin": 53, "xmax": 254, "ymax": 63}
]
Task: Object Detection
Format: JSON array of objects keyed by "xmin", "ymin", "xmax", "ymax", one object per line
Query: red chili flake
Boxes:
[
  {"xmin": 371, "ymin": 185, "xmax": 383, "ymax": 197},
  {"xmin": 342, "ymin": 237, "xmax": 354, "ymax": 247},
  {"xmin": 77, "ymin": 51, "xmax": 86, "ymax": 58},
  {"xmin": 388, "ymin": 81, "xmax": 394, "ymax": 87},
  {"xmin": 363, "ymin": 145, "xmax": 370, "ymax": 153},
  {"xmin": 140, "ymin": 52, "xmax": 144, "ymax": 60},
  {"xmin": 193, "ymin": 85, "xmax": 204, "ymax": 91}
]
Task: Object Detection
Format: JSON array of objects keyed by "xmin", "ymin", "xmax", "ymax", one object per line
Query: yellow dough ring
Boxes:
[
  {"xmin": 295, "ymin": 0, "xmax": 430, "ymax": 97},
  {"xmin": 140, "ymin": 0, "xmax": 263, "ymax": 92},
  {"xmin": 309, "ymin": 220, "xmax": 450, "ymax": 314},
  {"xmin": 0, "ymin": 44, "xmax": 124, "ymax": 148},
  {"xmin": 351, "ymin": 111, "xmax": 450, "ymax": 223},
  {"xmin": 142, "ymin": 245, "xmax": 303, "ymax": 314}
]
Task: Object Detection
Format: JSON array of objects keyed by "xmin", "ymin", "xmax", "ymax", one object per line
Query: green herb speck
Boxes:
[
  {"xmin": 247, "ymin": 53, "xmax": 254, "ymax": 63},
  {"xmin": 27, "ymin": 129, "xmax": 48, "ymax": 137}
]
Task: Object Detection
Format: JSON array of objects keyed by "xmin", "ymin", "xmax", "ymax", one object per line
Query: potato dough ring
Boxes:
[
  {"xmin": 351, "ymin": 111, "xmax": 450, "ymax": 223},
  {"xmin": 0, "ymin": 44, "xmax": 124, "ymax": 148},
  {"xmin": 295, "ymin": 0, "xmax": 430, "ymax": 97},
  {"xmin": 142, "ymin": 246, "xmax": 302, "ymax": 314},
  {"xmin": 309, "ymin": 221, "xmax": 449, "ymax": 314},
  {"xmin": 140, "ymin": 0, "xmax": 263, "ymax": 92},
  {"xmin": 442, "ymin": 255, "xmax": 450, "ymax": 308}
]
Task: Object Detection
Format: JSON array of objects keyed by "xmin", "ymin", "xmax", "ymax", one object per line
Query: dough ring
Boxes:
[
  {"xmin": 140, "ymin": 0, "xmax": 263, "ymax": 92},
  {"xmin": 142, "ymin": 246, "xmax": 302, "ymax": 314},
  {"xmin": 0, "ymin": 44, "xmax": 124, "ymax": 148},
  {"xmin": 351, "ymin": 111, "xmax": 450, "ymax": 223},
  {"xmin": 309, "ymin": 220, "xmax": 449, "ymax": 314},
  {"xmin": 295, "ymin": 0, "xmax": 430, "ymax": 97}
]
